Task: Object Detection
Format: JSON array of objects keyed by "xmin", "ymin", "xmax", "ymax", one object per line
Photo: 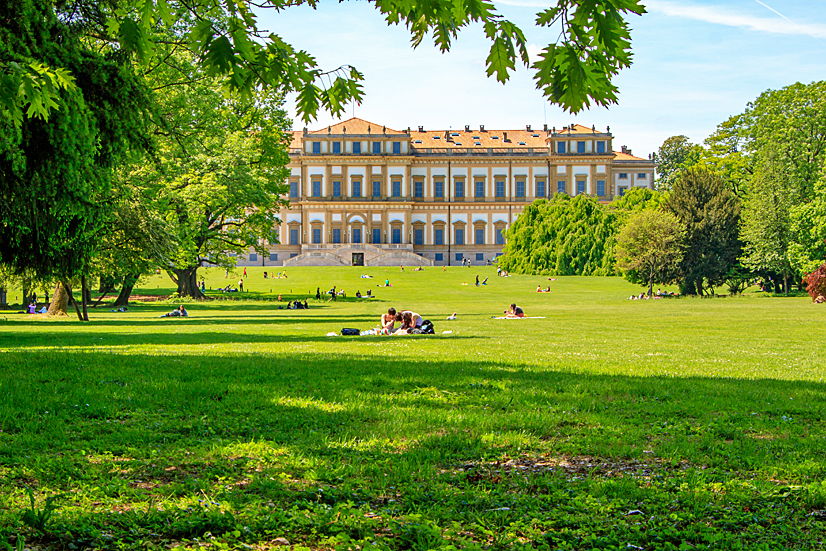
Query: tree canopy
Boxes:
[
  {"xmin": 615, "ymin": 209, "xmax": 685, "ymax": 296},
  {"xmin": 2, "ymin": 0, "xmax": 646, "ymax": 130}
]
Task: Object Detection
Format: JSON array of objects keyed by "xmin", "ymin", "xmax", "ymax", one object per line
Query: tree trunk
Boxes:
[
  {"xmin": 648, "ymin": 265, "xmax": 654, "ymax": 297},
  {"xmin": 47, "ymin": 283, "xmax": 69, "ymax": 316},
  {"xmin": 60, "ymin": 280, "xmax": 85, "ymax": 321},
  {"xmin": 172, "ymin": 267, "xmax": 205, "ymax": 299},
  {"xmin": 81, "ymin": 275, "xmax": 89, "ymax": 321},
  {"xmin": 113, "ymin": 274, "xmax": 139, "ymax": 308},
  {"xmin": 695, "ymin": 278, "xmax": 704, "ymax": 297}
]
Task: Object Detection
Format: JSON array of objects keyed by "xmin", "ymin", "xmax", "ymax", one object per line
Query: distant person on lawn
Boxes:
[{"xmin": 160, "ymin": 305, "xmax": 188, "ymax": 318}]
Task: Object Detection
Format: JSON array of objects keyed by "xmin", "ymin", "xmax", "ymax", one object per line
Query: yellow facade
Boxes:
[{"xmin": 242, "ymin": 118, "xmax": 655, "ymax": 267}]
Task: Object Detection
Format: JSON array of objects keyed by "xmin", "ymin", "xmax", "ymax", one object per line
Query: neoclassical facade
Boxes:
[{"xmin": 241, "ymin": 118, "xmax": 654, "ymax": 267}]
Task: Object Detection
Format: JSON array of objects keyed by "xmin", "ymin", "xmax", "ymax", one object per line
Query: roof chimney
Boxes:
[
  {"xmin": 526, "ymin": 125, "xmax": 531, "ymax": 132},
  {"xmin": 543, "ymin": 124, "xmax": 548, "ymax": 132},
  {"xmin": 418, "ymin": 125, "xmax": 424, "ymax": 132},
  {"xmin": 480, "ymin": 125, "xmax": 485, "ymax": 132},
  {"xmin": 464, "ymin": 125, "xmax": 470, "ymax": 132},
  {"xmin": 621, "ymin": 145, "xmax": 630, "ymax": 154},
  {"xmin": 503, "ymin": 131, "xmax": 509, "ymax": 142}
]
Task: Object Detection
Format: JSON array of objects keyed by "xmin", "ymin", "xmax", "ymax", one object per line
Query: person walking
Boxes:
[
  {"xmin": 475, "ymin": 275, "xmax": 479, "ymax": 287},
  {"xmin": 243, "ymin": 267, "xmax": 247, "ymax": 278}
]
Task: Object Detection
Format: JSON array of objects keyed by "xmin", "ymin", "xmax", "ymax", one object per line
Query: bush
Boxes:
[{"xmin": 805, "ymin": 262, "xmax": 826, "ymax": 301}]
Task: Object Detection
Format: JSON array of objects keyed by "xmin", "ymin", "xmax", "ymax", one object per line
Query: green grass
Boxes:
[{"xmin": 1, "ymin": 267, "xmax": 825, "ymax": 550}]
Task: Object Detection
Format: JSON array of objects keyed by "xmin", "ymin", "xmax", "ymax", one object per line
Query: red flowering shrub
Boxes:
[{"xmin": 805, "ymin": 262, "xmax": 826, "ymax": 301}]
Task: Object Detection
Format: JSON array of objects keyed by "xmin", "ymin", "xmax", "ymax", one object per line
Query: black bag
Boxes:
[
  {"xmin": 420, "ymin": 320, "xmax": 434, "ymax": 334},
  {"xmin": 341, "ymin": 328, "xmax": 360, "ymax": 336}
]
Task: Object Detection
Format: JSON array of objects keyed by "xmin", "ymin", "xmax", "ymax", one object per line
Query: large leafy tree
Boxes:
[
  {"xmin": 615, "ymin": 209, "xmax": 685, "ymax": 296},
  {"xmin": 500, "ymin": 194, "xmax": 618, "ymax": 276},
  {"xmin": 132, "ymin": 49, "xmax": 290, "ymax": 299},
  {"xmin": 654, "ymin": 135, "xmax": 702, "ymax": 191},
  {"xmin": 663, "ymin": 168, "xmax": 741, "ymax": 296},
  {"xmin": 1, "ymin": 0, "xmax": 152, "ymax": 319},
  {"xmin": 704, "ymin": 81, "xmax": 826, "ymax": 199}
]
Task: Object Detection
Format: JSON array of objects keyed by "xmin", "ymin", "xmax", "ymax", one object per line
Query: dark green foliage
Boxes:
[
  {"xmin": 499, "ymin": 194, "xmax": 617, "ymax": 276},
  {"xmin": 664, "ymin": 168, "xmax": 741, "ymax": 295},
  {"xmin": 0, "ymin": 0, "xmax": 151, "ymax": 280}
]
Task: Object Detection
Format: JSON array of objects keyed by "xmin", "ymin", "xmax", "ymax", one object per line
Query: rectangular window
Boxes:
[
  {"xmin": 414, "ymin": 180, "xmax": 423, "ymax": 198},
  {"xmin": 434, "ymin": 228, "xmax": 444, "ymax": 245},
  {"xmin": 638, "ymin": 173, "xmax": 647, "ymax": 179},
  {"xmin": 455, "ymin": 180, "xmax": 465, "ymax": 198},
  {"xmin": 536, "ymin": 180, "xmax": 546, "ymax": 197},
  {"xmin": 495, "ymin": 228, "xmax": 505, "ymax": 245},
  {"xmin": 434, "ymin": 180, "xmax": 444, "ymax": 198},
  {"xmin": 269, "ymin": 253, "xmax": 278, "ymax": 261},
  {"xmin": 577, "ymin": 141, "xmax": 585, "ymax": 153},
  {"xmin": 596, "ymin": 141, "xmax": 605, "ymax": 154},
  {"xmin": 312, "ymin": 180, "xmax": 322, "ymax": 197},
  {"xmin": 312, "ymin": 141, "xmax": 321, "ymax": 154},
  {"xmin": 619, "ymin": 187, "xmax": 627, "ymax": 196},
  {"xmin": 619, "ymin": 173, "xmax": 628, "ymax": 179},
  {"xmin": 352, "ymin": 228, "xmax": 362, "ymax": 244},
  {"xmin": 290, "ymin": 181, "xmax": 298, "ymax": 198},
  {"xmin": 372, "ymin": 141, "xmax": 381, "ymax": 154},
  {"xmin": 372, "ymin": 228, "xmax": 381, "ymax": 244},
  {"xmin": 557, "ymin": 180, "xmax": 566, "ymax": 194},
  {"xmin": 455, "ymin": 228, "xmax": 464, "ymax": 245},
  {"xmin": 455, "ymin": 253, "xmax": 463, "ymax": 262},
  {"xmin": 332, "ymin": 181, "xmax": 341, "ymax": 197},
  {"xmin": 435, "ymin": 253, "xmax": 443, "ymax": 262},
  {"xmin": 249, "ymin": 253, "xmax": 257, "ymax": 261},
  {"xmin": 312, "ymin": 228, "xmax": 322, "ymax": 244},
  {"xmin": 353, "ymin": 141, "xmax": 361, "ymax": 154},
  {"xmin": 289, "ymin": 228, "xmax": 299, "ymax": 245},
  {"xmin": 352, "ymin": 180, "xmax": 362, "ymax": 197},
  {"xmin": 516, "ymin": 180, "xmax": 525, "ymax": 197},
  {"xmin": 476, "ymin": 253, "xmax": 483, "ymax": 262},
  {"xmin": 495, "ymin": 180, "xmax": 505, "ymax": 198},
  {"xmin": 577, "ymin": 180, "xmax": 586, "ymax": 195},
  {"xmin": 372, "ymin": 180, "xmax": 381, "ymax": 197},
  {"xmin": 392, "ymin": 141, "xmax": 401, "ymax": 154},
  {"xmin": 597, "ymin": 180, "xmax": 606, "ymax": 196},
  {"xmin": 332, "ymin": 141, "xmax": 341, "ymax": 154},
  {"xmin": 557, "ymin": 142, "xmax": 566, "ymax": 154},
  {"xmin": 414, "ymin": 228, "xmax": 424, "ymax": 245},
  {"xmin": 392, "ymin": 181, "xmax": 401, "ymax": 197},
  {"xmin": 392, "ymin": 228, "xmax": 402, "ymax": 244},
  {"xmin": 475, "ymin": 180, "xmax": 485, "ymax": 198},
  {"xmin": 475, "ymin": 228, "xmax": 484, "ymax": 245},
  {"xmin": 332, "ymin": 228, "xmax": 341, "ymax": 244}
]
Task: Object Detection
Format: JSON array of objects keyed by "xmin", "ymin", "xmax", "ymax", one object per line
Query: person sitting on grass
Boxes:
[
  {"xmin": 505, "ymin": 303, "xmax": 524, "ymax": 318},
  {"xmin": 381, "ymin": 308, "xmax": 397, "ymax": 333},
  {"xmin": 816, "ymin": 295, "xmax": 825, "ymax": 304},
  {"xmin": 356, "ymin": 290, "xmax": 362, "ymax": 298},
  {"xmin": 160, "ymin": 305, "xmax": 188, "ymax": 318},
  {"xmin": 396, "ymin": 310, "xmax": 423, "ymax": 330}
]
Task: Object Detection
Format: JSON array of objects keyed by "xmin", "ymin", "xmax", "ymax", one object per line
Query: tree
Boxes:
[
  {"xmin": 663, "ymin": 168, "xmax": 741, "ymax": 295},
  {"xmin": 654, "ymin": 135, "xmax": 702, "ymax": 190},
  {"xmin": 608, "ymin": 187, "xmax": 667, "ymax": 223},
  {"xmin": 789, "ymin": 176, "xmax": 826, "ymax": 276},
  {"xmin": 131, "ymin": 49, "xmax": 290, "ymax": 298},
  {"xmin": 2, "ymin": 0, "xmax": 646, "ymax": 129},
  {"xmin": 739, "ymin": 151, "xmax": 797, "ymax": 294},
  {"xmin": 500, "ymin": 194, "xmax": 618, "ymax": 276},
  {"xmin": 704, "ymin": 81, "xmax": 826, "ymax": 199},
  {"xmin": 1, "ymin": 0, "xmax": 152, "ymax": 320},
  {"xmin": 615, "ymin": 210, "xmax": 685, "ymax": 296}
]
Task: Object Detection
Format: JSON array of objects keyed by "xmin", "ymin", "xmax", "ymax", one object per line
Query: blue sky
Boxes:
[{"xmin": 257, "ymin": 1, "xmax": 826, "ymax": 157}]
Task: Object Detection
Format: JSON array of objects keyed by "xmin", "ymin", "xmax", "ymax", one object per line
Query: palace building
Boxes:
[{"xmin": 241, "ymin": 117, "xmax": 654, "ymax": 267}]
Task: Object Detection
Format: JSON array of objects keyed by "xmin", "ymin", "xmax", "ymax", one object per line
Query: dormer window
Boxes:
[
  {"xmin": 491, "ymin": 136, "xmax": 499, "ymax": 140},
  {"xmin": 474, "ymin": 142, "xmax": 481, "ymax": 146},
  {"xmin": 432, "ymin": 136, "xmax": 441, "ymax": 140},
  {"xmin": 472, "ymin": 136, "xmax": 480, "ymax": 139},
  {"xmin": 450, "ymin": 132, "xmax": 460, "ymax": 137},
  {"xmin": 413, "ymin": 140, "xmax": 422, "ymax": 144},
  {"xmin": 532, "ymin": 134, "xmax": 540, "ymax": 138},
  {"xmin": 518, "ymin": 141, "xmax": 526, "ymax": 145},
  {"xmin": 454, "ymin": 142, "xmax": 462, "ymax": 146}
]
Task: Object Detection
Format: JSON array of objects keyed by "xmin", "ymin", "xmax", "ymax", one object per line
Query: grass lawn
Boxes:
[{"xmin": 1, "ymin": 266, "xmax": 825, "ymax": 550}]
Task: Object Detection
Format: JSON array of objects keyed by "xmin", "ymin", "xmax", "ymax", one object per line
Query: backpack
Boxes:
[
  {"xmin": 420, "ymin": 320, "xmax": 434, "ymax": 334},
  {"xmin": 341, "ymin": 328, "xmax": 360, "ymax": 336}
]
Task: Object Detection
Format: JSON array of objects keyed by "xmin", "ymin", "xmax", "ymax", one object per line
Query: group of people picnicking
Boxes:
[{"xmin": 379, "ymin": 307, "xmax": 433, "ymax": 335}]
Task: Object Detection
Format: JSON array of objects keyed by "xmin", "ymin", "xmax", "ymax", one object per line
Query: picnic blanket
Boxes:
[{"xmin": 492, "ymin": 316, "xmax": 546, "ymax": 319}]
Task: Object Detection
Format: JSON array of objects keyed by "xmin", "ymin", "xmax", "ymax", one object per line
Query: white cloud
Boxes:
[{"xmin": 647, "ymin": 0, "xmax": 826, "ymax": 39}]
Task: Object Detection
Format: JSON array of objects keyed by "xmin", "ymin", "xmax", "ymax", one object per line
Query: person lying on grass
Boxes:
[
  {"xmin": 160, "ymin": 305, "xmax": 188, "ymax": 318},
  {"xmin": 505, "ymin": 303, "xmax": 524, "ymax": 318}
]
